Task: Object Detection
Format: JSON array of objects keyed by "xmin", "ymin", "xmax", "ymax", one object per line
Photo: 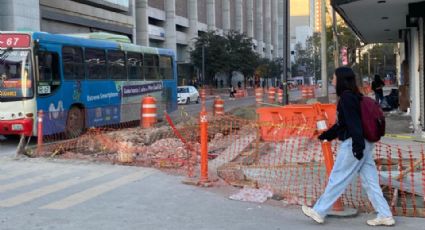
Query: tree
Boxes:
[
  {"xmin": 190, "ymin": 31, "xmax": 227, "ymax": 85},
  {"xmin": 190, "ymin": 30, "xmax": 259, "ymax": 86},
  {"xmin": 359, "ymin": 43, "xmax": 396, "ymax": 80},
  {"xmin": 292, "ymin": 22, "xmax": 361, "ymax": 82}
]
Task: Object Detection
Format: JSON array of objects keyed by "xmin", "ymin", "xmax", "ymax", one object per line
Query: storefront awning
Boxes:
[{"xmin": 331, "ymin": 0, "xmax": 425, "ymax": 43}]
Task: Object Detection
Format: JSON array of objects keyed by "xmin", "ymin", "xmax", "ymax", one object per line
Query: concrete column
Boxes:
[
  {"xmin": 410, "ymin": 28, "xmax": 421, "ymax": 133},
  {"xmin": 234, "ymin": 0, "xmax": 243, "ymax": 33},
  {"xmin": 255, "ymin": 0, "xmax": 264, "ymax": 56},
  {"xmin": 264, "ymin": 0, "xmax": 272, "ymax": 59},
  {"xmin": 187, "ymin": 0, "xmax": 198, "ymax": 48},
  {"xmin": 207, "ymin": 0, "xmax": 216, "ymax": 31},
  {"xmin": 135, "ymin": 0, "xmax": 149, "ymax": 46},
  {"xmin": 164, "ymin": 0, "xmax": 177, "ymax": 51},
  {"xmin": 131, "ymin": 0, "xmax": 136, "ymax": 43},
  {"xmin": 0, "ymin": 0, "xmax": 40, "ymax": 31},
  {"xmin": 246, "ymin": 0, "xmax": 254, "ymax": 38},
  {"xmin": 272, "ymin": 0, "xmax": 279, "ymax": 58},
  {"xmin": 278, "ymin": 0, "xmax": 284, "ymax": 57},
  {"xmin": 419, "ymin": 18, "xmax": 425, "ymax": 132},
  {"xmin": 222, "ymin": 0, "xmax": 230, "ymax": 34}
]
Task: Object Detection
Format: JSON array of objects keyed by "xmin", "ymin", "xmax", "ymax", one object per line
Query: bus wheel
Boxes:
[{"xmin": 65, "ymin": 107, "xmax": 85, "ymax": 138}]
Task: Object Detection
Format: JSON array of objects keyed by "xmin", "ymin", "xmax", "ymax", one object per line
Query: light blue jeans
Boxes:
[{"xmin": 313, "ymin": 138, "xmax": 393, "ymax": 218}]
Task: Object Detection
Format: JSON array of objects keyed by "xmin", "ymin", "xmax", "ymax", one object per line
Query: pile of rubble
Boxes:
[{"xmin": 36, "ymin": 115, "xmax": 251, "ymax": 172}]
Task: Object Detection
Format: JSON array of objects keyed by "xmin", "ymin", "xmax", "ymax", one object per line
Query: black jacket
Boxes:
[
  {"xmin": 372, "ymin": 79, "xmax": 384, "ymax": 94},
  {"xmin": 321, "ymin": 91, "xmax": 365, "ymax": 155}
]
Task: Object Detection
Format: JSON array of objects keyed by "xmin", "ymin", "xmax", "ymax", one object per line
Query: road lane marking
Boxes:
[
  {"xmin": 0, "ymin": 168, "xmax": 119, "ymax": 208},
  {"xmin": 41, "ymin": 169, "xmax": 155, "ymax": 210}
]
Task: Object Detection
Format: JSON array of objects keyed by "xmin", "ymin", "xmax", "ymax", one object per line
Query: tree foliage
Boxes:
[
  {"xmin": 359, "ymin": 43, "xmax": 396, "ymax": 79},
  {"xmin": 292, "ymin": 23, "xmax": 361, "ymax": 81},
  {"xmin": 190, "ymin": 30, "xmax": 260, "ymax": 85}
]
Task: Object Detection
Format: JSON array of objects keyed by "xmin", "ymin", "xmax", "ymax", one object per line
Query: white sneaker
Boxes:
[
  {"xmin": 302, "ymin": 206, "xmax": 324, "ymax": 224},
  {"xmin": 366, "ymin": 217, "xmax": 395, "ymax": 226}
]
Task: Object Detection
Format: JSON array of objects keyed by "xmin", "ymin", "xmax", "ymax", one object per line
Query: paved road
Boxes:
[
  {"xmin": 0, "ymin": 157, "xmax": 422, "ymax": 230},
  {"xmin": 0, "ymin": 135, "xmax": 21, "ymax": 157}
]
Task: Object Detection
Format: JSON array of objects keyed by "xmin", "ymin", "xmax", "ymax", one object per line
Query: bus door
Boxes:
[{"xmin": 35, "ymin": 44, "xmax": 65, "ymax": 135}]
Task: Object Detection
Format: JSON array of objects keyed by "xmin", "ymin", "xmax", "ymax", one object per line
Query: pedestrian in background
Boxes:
[
  {"xmin": 229, "ymin": 85, "xmax": 236, "ymax": 98},
  {"xmin": 372, "ymin": 74, "xmax": 385, "ymax": 104},
  {"xmin": 301, "ymin": 67, "xmax": 395, "ymax": 226}
]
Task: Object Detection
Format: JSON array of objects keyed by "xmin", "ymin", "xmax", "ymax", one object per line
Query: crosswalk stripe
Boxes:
[
  {"xmin": 0, "ymin": 166, "xmax": 46, "ymax": 181},
  {"xmin": 0, "ymin": 168, "xmax": 75, "ymax": 193},
  {"xmin": 41, "ymin": 169, "xmax": 155, "ymax": 210},
  {"xmin": 0, "ymin": 168, "xmax": 119, "ymax": 208}
]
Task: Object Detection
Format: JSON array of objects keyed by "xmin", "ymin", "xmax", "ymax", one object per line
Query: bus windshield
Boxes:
[{"xmin": 0, "ymin": 50, "xmax": 33, "ymax": 101}]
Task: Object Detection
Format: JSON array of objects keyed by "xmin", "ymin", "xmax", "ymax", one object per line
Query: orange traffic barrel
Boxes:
[
  {"xmin": 141, "ymin": 96, "xmax": 157, "ymax": 128},
  {"xmin": 200, "ymin": 88, "xmax": 207, "ymax": 100},
  {"xmin": 213, "ymin": 96, "xmax": 225, "ymax": 116},
  {"xmin": 307, "ymin": 86, "xmax": 315, "ymax": 98},
  {"xmin": 268, "ymin": 87, "xmax": 275, "ymax": 103},
  {"xmin": 255, "ymin": 88, "xmax": 263, "ymax": 105},
  {"xmin": 301, "ymin": 86, "xmax": 308, "ymax": 99},
  {"xmin": 277, "ymin": 88, "xmax": 283, "ymax": 104}
]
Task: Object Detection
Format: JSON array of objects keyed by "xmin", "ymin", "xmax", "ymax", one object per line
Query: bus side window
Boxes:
[
  {"xmin": 107, "ymin": 50, "xmax": 126, "ymax": 80},
  {"xmin": 63, "ymin": 46, "xmax": 84, "ymax": 80},
  {"xmin": 85, "ymin": 48, "xmax": 106, "ymax": 80},
  {"xmin": 37, "ymin": 51, "xmax": 60, "ymax": 95},
  {"xmin": 127, "ymin": 52, "xmax": 143, "ymax": 80},
  {"xmin": 144, "ymin": 54, "xmax": 159, "ymax": 80},
  {"xmin": 159, "ymin": 55, "xmax": 173, "ymax": 80}
]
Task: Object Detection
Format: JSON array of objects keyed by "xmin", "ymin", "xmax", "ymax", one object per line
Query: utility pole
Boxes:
[
  {"xmin": 321, "ymin": 0, "xmax": 328, "ymax": 99},
  {"xmin": 202, "ymin": 45, "xmax": 205, "ymax": 86},
  {"xmin": 282, "ymin": 0, "xmax": 290, "ymax": 104}
]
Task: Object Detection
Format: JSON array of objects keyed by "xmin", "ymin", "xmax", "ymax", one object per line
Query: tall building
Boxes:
[
  {"xmin": 289, "ymin": 0, "xmax": 312, "ymax": 62},
  {"xmin": 313, "ymin": 0, "xmax": 332, "ymax": 33},
  {"xmin": 0, "ymin": 0, "xmax": 287, "ymax": 81}
]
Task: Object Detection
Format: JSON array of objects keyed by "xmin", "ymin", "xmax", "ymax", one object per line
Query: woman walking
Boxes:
[{"xmin": 301, "ymin": 67, "xmax": 394, "ymax": 226}]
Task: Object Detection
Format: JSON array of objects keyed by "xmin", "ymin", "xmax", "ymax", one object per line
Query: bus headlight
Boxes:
[{"xmin": 11, "ymin": 124, "xmax": 24, "ymax": 131}]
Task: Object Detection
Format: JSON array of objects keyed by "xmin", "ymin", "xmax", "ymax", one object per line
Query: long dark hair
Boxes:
[{"xmin": 335, "ymin": 66, "xmax": 360, "ymax": 97}]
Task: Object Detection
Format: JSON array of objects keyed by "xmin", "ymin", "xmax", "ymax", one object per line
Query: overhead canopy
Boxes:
[{"xmin": 332, "ymin": 0, "xmax": 425, "ymax": 43}]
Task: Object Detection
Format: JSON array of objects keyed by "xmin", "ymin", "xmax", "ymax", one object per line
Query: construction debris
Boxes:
[{"xmin": 229, "ymin": 185, "xmax": 273, "ymax": 203}]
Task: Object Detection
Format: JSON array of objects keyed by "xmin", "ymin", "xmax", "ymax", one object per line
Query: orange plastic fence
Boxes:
[{"xmin": 256, "ymin": 103, "xmax": 336, "ymax": 142}]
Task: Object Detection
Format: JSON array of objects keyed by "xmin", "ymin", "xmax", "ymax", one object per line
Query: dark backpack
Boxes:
[{"xmin": 360, "ymin": 96, "xmax": 386, "ymax": 142}]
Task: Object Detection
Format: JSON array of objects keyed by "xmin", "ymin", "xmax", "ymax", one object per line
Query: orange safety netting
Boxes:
[{"xmin": 29, "ymin": 103, "xmax": 425, "ymax": 217}]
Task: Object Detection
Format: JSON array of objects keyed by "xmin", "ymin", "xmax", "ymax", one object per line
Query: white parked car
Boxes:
[{"xmin": 177, "ymin": 86, "xmax": 200, "ymax": 104}]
